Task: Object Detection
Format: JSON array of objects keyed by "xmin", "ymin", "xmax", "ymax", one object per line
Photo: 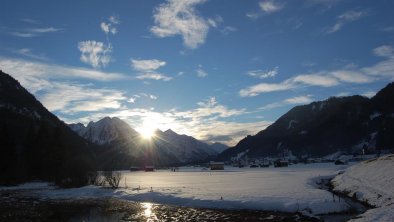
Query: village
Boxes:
[{"xmin": 131, "ymin": 148, "xmax": 388, "ymax": 172}]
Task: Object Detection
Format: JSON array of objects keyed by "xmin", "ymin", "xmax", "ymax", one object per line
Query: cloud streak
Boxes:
[
  {"xmin": 136, "ymin": 73, "xmax": 172, "ymax": 81},
  {"xmin": 131, "ymin": 59, "xmax": 166, "ymax": 72},
  {"xmin": 260, "ymin": 95, "xmax": 314, "ymax": 110},
  {"xmin": 0, "ymin": 58, "xmax": 127, "ymax": 91},
  {"xmin": 246, "ymin": 67, "xmax": 278, "ymax": 79},
  {"xmin": 8, "ymin": 26, "xmax": 63, "ymax": 38},
  {"xmin": 326, "ymin": 10, "xmax": 366, "ymax": 34},
  {"xmin": 131, "ymin": 59, "xmax": 172, "ymax": 81},
  {"xmin": 240, "ymin": 45, "xmax": 393, "ymax": 97},
  {"xmin": 11, "ymin": 48, "xmax": 48, "ymax": 61}
]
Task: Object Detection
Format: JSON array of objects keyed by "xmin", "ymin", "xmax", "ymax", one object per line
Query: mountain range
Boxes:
[
  {"xmin": 2, "ymin": 68, "xmax": 394, "ymax": 186},
  {"xmin": 69, "ymin": 117, "xmax": 227, "ymax": 170},
  {"xmin": 0, "ymin": 70, "xmax": 227, "ymax": 185},
  {"xmin": 219, "ymin": 82, "xmax": 394, "ymax": 160}
]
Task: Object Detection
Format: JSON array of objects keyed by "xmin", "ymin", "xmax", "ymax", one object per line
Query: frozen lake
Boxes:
[
  {"xmin": 118, "ymin": 163, "xmax": 351, "ymax": 214},
  {"xmin": 1, "ymin": 163, "xmax": 355, "ymax": 216}
]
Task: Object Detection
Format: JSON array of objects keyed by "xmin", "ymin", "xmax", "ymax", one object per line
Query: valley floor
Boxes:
[{"xmin": 1, "ymin": 160, "xmax": 392, "ymax": 221}]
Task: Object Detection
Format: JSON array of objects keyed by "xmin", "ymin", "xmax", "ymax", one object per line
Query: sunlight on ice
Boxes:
[
  {"xmin": 143, "ymin": 202, "xmax": 153, "ymax": 217},
  {"xmin": 142, "ymin": 202, "xmax": 158, "ymax": 221}
]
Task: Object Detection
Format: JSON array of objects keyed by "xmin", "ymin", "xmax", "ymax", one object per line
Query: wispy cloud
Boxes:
[
  {"xmin": 150, "ymin": 0, "xmax": 213, "ymax": 49},
  {"xmin": 247, "ymin": 0, "xmax": 284, "ymax": 20},
  {"xmin": 100, "ymin": 15, "xmax": 119, "ymax": 35},
  {"xmin": 29, "ymin": 27, "xmax": 63, "ymax": 33},
  {"xmin": 220, "ymin": 26, "xmax": 237, "ymax": 35},
  {"xmin": 373, "ymin": 45, "xmax": 394, "ymax": 58},
  {"xmin": 292, "ymin": 74, "xmax": 339, "ymax": 86},
  {"xmin": 246, "ymin": 67, "xmax": 278, "ymax": 79},
  {"xmin": 330, "ymin": 70, "xmax": 373, "ymax": 83},
  {"xmin": 240, "ymin": 45, "xmax": 394, "ymax": 97},
  {"xmin": 78, "ymin": 40, "xmax": 112, "ymax": 68},
  {"xmin": 326, "ymin": 10, "xmax": 366, "ymax": 34},
  {"xmin": 40, "ymin": 82, "xmax": 126, "ymax": 113},
  {"xmin": 8, "ymin": 32, "xmax": 37, "ymax": 38},
  {"xmin": 362, "ymin": 45, "xmax": 394, "ymax": 78},
  {"xmin": 0, "ymin": 58, "xmax": 127, "ymax": 91},
  {"xmin": 136, "ymin": 73, "xmax": 173, "ymax": 81},
  {"xmin": 19, "ymin": 18, "xmax": 40, "ymax": 24},
  {"xmin": 196, "ymin": 67, "xmax": 208, "ymax": 78},
  {"xmin": 131, "ymin": 59, "xmax": 166, "ymax": 72},
  {"xmin": 260, "ymin": 95, "xmax": 313, "ymax": 110},
  {"xmin": 207, "ymin": 15, "xmax": 223, "ymax": 28},
  {"xmin": 131, "ymin": 59, "xmax": 172, "ymax": 81},
  {"xmin": 240, "ymin": 81, "xmax": 294, "ymax": 97},
  {"xmin": 246, "ymin": 12, "xmax": 261, "ymax": 20},
  {"xmin": 8, "ymin": 26, "xmax": 63, "ymax": 38},
  {"xmin": 259, "ymin": 0, "xmax": 285, "ymax": 14},
  {"xmin": 11, "ymin": 48, "xmax": 48, "ymax": 61}
]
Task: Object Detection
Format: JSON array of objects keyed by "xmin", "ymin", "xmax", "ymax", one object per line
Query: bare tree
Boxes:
[
  {"xmin": 103, "ymin": 171, "xmax": 122, "ymax": 189},
  {"xmin": 87, "ymin": 171, "xmax": 105, "ymax": 186}
]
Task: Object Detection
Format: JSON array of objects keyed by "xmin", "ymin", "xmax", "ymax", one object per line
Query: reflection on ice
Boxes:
[
  {"xmin": 143, "ymin": 202, "xmax": 152, "ymax": 217},
  {"xmin": 142, "ymin": 202, "xmax": 158, "ymax": 221}
]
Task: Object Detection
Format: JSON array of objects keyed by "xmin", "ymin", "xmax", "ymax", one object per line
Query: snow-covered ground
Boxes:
[
  {"xmin": 332, "ymin": 154, "xmax": 394, "ymax": 222},
  {"xmin": 1, "ymin": 163, "xmax": 352, "ymax": 216}
]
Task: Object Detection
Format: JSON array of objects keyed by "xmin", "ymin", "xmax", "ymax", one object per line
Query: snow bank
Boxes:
[
  {"xmin": 348, "ymin": 205, "xmax": 394, "ymax": 222},
  {"xmin": 332, "ymin": 154, "xmax": 394, "ymax": 221},
  {"xmin": 332, "ymin": 154, "xmax": 394, "ymax": 207},
  {"xmin": 22, "ymin": 164, "xmax": 351, "ymax": 215}
]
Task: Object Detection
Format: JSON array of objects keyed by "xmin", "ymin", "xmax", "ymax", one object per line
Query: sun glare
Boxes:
[{"xmin": 138, "ymin": 120, "xmax": 157, "ymax": 139}]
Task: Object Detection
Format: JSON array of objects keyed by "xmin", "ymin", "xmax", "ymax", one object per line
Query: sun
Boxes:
[{"xmin": 138, "ymin": 120, "xmax": 157, "ymax": 139}]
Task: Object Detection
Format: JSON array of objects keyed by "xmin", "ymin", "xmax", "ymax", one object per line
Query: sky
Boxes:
[{"xmin": 1, "ymin": 0, "xmax": 394, "ymax": 146}]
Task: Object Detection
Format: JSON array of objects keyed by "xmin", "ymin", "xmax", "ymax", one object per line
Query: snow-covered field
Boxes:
[
  {"xmin": 332, "ymin": 154, "xmax": 394, "ymax": 222},
  {"xmin": 1, "ymin": 163, "xmax": 352, "ymax": 216}
]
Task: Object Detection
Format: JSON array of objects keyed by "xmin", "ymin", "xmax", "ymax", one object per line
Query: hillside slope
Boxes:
[
  {"xmin": 0, "ymin": 71, "xmax": 94, "ymax": 187},
  {"xmin": 220, "ymin": 82, "xmax": 394, "ymax": 160}
]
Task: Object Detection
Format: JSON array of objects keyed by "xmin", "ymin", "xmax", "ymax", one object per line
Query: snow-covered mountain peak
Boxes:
[{"xmin": 70, "ymin": 117, "xmax": 138, "ymax": 145}]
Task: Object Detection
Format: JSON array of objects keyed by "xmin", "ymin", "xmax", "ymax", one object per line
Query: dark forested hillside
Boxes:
[
  {"xmin": 0, "ymin": 71, "xmax": 94, "ymax": 187},
  {"xmin": 219, "ymin": 82, "xmax": 394, "ymax": 160}
]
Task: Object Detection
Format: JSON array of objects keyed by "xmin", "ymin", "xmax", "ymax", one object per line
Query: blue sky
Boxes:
[{"xmin": 1, "ymin": 0, "xmax": 394, "ymax": 145}]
